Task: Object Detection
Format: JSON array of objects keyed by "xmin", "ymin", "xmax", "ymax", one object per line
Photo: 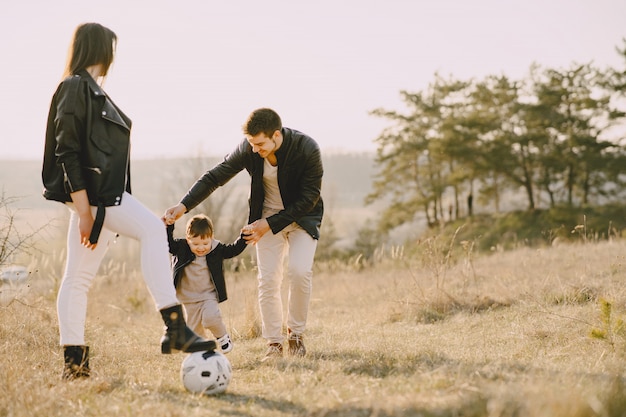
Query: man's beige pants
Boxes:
[{"xmin": 256, "ymin": 222, "xmax": 317, "ymax": 345}]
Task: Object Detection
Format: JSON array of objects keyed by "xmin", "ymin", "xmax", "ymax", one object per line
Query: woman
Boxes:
[{"xmin": 42, "ymin": 23, "xmax": 214, "ymax": 380}]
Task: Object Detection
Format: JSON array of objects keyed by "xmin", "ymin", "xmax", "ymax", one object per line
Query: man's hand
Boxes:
[
  {"xmin": 163, "ymin": 203, "xmax": 187, "ymax": 225},
  {"xmin": 242, "ymin": 219, "xmax": 271, "ymax": 245}
]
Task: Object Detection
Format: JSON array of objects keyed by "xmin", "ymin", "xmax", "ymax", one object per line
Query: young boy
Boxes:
[{"xmin": 166, "ymin": 214, "xmax": 247, "ymax": 353}]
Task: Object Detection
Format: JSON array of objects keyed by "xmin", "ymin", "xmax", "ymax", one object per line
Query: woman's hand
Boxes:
[
  {"xmin": 78, "ymin": 213, "xmax": 96, "ymax": 250},
  {"xmin": 70, "ymin": 189, "xmax": 97, "ymax": 250}
]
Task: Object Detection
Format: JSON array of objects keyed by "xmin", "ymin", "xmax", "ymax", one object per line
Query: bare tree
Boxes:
[
  {"xmin": 160, "ymin": 157, "xmax": 250, "ymax": 242},
  {"xmin": 0, "ymin": 192, "xmax": 45, "ymax": 268}
]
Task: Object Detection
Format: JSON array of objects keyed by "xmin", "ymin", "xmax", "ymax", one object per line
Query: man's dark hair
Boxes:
[{"xmin": 242, "ymin": 108, "xmax": 282, "ymax": 137}]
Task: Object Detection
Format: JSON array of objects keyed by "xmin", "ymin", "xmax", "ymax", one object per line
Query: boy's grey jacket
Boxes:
[
  {"xmin": 166, "ymin": 224, "xmax": 247, "ymax": 303},
  {"xmin": 179, "ymin": 128, "xmax": 324, "ymax": 240}
]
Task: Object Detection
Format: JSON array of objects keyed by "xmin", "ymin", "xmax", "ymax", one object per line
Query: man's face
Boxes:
[
  {"xmin": 246, "ymin": 132, "xmax": 276, "ymax": 159},
  {"xmin": 186, "ymin": 235, "xmax": 212, "ymax": 257}
]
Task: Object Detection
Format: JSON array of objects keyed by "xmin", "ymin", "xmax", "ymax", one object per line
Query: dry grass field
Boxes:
[{"xmin": 2, "ymin": 226, "xmax": 626, "ymax": 417}]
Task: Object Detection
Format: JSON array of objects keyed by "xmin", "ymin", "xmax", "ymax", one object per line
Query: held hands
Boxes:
[
  {"xmin": 162, "ymin": 203, "xmax": 186, "ymax": 225},
  {"xmin": 242, "ymin": 219, "xmax": 270, "ymax": 245}
]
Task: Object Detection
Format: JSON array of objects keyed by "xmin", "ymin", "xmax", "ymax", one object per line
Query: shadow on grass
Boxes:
[
  {"xmin": 188, "ymin": 390, "xmax": 489, "ymax": 417},
  {"xmin": 214, "ymin": 392, "xmax": 307, "ymax": 416},
  {"xmin": 309, "ymin": 393, "xmax": 488, "ymax": 417},
  {"xmin": 340, "ymin": 351, "xmax": 454, "ymax": 378},
  {"xmin": 244, "ymin": 350, "xmax": 456, "ymax": 379},
  {"xmin": 412, "ymin": 296, "xmax": 513, "ymax": 325},
  {"xmin": 153, "ymin": 389, "xmax": 307, "ymax": 417}
]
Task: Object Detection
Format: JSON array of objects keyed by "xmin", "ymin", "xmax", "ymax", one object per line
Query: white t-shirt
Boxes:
[{"xmin": 263, "ymin": 158, "xmax": 284, "ymax": 211}]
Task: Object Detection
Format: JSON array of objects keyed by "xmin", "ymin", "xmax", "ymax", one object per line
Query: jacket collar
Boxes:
[
  {"xmin": 274, "ymin": 127, "xmax": 291, "ymax": 161},
  {"xmin": 77, "ymin": 69, "xmax": 131, "ymax": 130},
  {"xmin": 208, "ymin": 239, "xmax": 220, "ymax": 254},
  {"xmin": 77, "ymin": 69, "xmax": 106, "ymax": 97}
]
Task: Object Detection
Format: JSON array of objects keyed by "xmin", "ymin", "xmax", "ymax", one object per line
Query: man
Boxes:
[{"xmin": 164, "ymin": 108, "xmax": 323, "ymax": 361}]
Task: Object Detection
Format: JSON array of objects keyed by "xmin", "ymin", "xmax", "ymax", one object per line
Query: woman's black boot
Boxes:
[
  {"xmin": 159, "ymin": 304, "xmax": 216, "ymax": 354},
  {"xmin": 62, "ymin": 345, "xmax": 90, "ymax": 380}
]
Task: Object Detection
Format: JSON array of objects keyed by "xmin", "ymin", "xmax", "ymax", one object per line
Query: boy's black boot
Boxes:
[
  {"xmin": 62, "ymin": 345, "xmax": 90, "ymax": 380},
  {"xmin": 159, "ymin": 304, "xmax": 216, "ymax": 354}
]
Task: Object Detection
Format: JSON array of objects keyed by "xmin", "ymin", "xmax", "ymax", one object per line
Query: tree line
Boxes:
[{"xmin": 366, "ymin": 41, "xmax": 626, "ymax": 232}]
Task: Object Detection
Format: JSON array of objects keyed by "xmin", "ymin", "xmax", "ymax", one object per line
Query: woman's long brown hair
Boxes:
[{"xmin": 63, "ymin": 23, "xmax": 117, "ymax": 78}]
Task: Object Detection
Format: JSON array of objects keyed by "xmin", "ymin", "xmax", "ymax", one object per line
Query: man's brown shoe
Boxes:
[
  {"xmin": 261, "ymin": 343, "xmax": 283, "ymax": 362},
  {"xmin": 287, "ymin": 330, "xmax": 306, "ymax": 357}
]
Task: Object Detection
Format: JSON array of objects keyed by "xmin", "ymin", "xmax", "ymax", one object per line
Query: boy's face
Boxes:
[{"xmin": 186, "ymin": 235, "xmax": 212, "ymax": 257}]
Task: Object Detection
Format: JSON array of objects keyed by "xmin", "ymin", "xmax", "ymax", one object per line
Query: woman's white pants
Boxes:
[{"xmin": 57, "ymin": 192, "xmax": 178, "ymax": 346}]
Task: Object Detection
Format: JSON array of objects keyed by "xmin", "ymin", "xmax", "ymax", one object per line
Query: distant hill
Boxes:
[
  {"xmin": 8, "ymin": 155, "xmax": 619, "ymax": 253},
  {"xmin": 0, "ymin": 153, "xmax": 380, "ymax": 238}
]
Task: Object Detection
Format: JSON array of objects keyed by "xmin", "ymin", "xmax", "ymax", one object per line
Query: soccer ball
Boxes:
[{"xmin": 180, "ymin": 350, "xmax": 232, "ymax": 395}]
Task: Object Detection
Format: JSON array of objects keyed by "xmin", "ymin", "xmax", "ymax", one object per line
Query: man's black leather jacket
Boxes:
[{"xmin": 180, "ymin": 128, "xmax": 324, "ymax": 239}]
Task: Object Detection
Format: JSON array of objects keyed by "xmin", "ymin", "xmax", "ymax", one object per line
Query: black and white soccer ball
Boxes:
[{"xmin": 180, "ymin": 350, "xmax": 232, "ymax": 395}]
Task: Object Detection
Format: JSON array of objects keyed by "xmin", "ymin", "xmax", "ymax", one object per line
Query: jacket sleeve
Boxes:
[
  {"xmin": 166, "ymin": 223, "xmax": 182, "ymax": 255},
  {"xmin": 180, "ymin": 139, "xmax": 249, "ymax": 212},
  {"xmin": 221, "ymin": 234, "xmax": 248, "ymax": 259},
  {"xmin": 267, "ymin": 139, "xmax": 323, "ymax": 234},
  {"xmin": 54, "ymin": 76, "xmax": 88, "ymax": 194}
]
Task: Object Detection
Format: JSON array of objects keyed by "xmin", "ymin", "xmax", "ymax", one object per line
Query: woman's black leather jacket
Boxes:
[{"xmin": 42, "ymin": 70, "xmax": 132, "ymax": 242}]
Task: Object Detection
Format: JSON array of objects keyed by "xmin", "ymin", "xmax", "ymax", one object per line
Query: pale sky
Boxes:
[{"xmin": 1, "ymin": 0, "xmax": 625, "ymax": 160}]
